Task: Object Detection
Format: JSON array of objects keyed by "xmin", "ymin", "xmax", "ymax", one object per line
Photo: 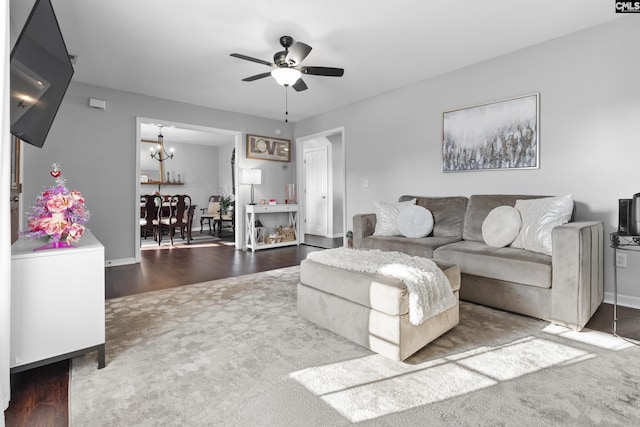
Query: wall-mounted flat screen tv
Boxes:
[{"xmin": 10, "ymin": 0, "xmax": 74, "ymax": 148}]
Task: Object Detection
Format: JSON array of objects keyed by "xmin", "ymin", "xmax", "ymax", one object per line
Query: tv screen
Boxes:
[{"xmin": 10, "ymin": 0, "xmax": 74, "ymax": 148}]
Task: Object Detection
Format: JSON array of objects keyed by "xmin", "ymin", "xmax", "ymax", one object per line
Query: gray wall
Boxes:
[
  {"xmin": 242, "ymin": 149, "xmax": 295, "ymax": 206},
  {"xmin": 294, "ymin": 17, "xmax": 640, "ymax": 306},
  {"xmin": 22, "ymin": 81, "xmax": 294, "ymax": 261}
]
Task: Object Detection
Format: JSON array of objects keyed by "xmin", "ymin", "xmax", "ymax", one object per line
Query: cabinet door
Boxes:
[{"xmin": 11, "ymin": 248, "xmax": 105, "ymax": 368}]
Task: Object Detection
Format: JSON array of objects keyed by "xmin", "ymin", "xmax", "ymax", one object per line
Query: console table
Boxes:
[
  {"xmin": 10, "ymin": 231, "xmax": 106, "ymax": 372},
  {"xmin": 245, "ymin": 204, "xmax": 299, "ymax": 252},
  {"xmin": 610, "ymin": 232, "xmax": 640, "ymax": 343}
]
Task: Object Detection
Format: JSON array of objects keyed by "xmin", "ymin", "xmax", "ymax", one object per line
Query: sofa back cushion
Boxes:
[
  {"xmin": 399, "ymin": 195, "xmax": 468, "ymax": 238},
  {"xmin": 463, "ymin": 194, "xmax": 548, "ymax": 241}
]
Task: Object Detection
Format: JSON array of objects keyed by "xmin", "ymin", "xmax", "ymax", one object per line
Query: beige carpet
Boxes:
[{"xmin": 70, "ymin": 267, "xmax": 640, "ymax": 426}]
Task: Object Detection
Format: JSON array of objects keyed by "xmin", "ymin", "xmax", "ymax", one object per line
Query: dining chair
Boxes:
[
  {"xmin": 200, "ymin": 196, "xmax": 234, "ymax": 237},
  {"xmin": 218, "ymin": 202, "xmax": 235, "ymax": 237},
  {"xmin": 200, "ymin": 196, "xmax": 220, "ymax": 235},
  {"xmin": 140, "ymin": 194, "xmax": 162, "ymax": 245},
  {"xmin": 162, "ymin": 194, "xmax": 192, "ymax": 245}
]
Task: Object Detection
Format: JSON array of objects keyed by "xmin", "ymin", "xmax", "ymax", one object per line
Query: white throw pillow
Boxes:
[
  {"xmin": 511, "ymin": 194, "xmax": 574, "ymax": 255},
  {"xmin": 373, "ymin": 199, "xmax": 416, "ymax": 236},
  {"xmin": 482, "ymin": 206, "xmax": 522, "ymax": 248},
  {"xmin": 398, "ymin": 205, "xmax": 434, "ymax": 238}
]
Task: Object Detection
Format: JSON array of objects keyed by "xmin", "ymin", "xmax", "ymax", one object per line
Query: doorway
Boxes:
[
  {"xmin": 297, "ymin": 127, "xmax": 346, "ymax": 249},
  {"xmin": 134, "ymin": 117, "xmax": 242, "ymax": 262},
  {"xmin": 304, "ymin": 146, "xmax": 328, "ymax": 236}
]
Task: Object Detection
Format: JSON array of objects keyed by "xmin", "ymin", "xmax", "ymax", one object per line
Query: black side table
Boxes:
[{"xmin": 610, "ymin": 232, "xmax": 640, "ymax": 343}]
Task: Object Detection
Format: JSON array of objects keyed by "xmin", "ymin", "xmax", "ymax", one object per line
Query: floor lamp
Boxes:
[{"xmin": 242, "ymin": 169, "xmax": 262, "ymax": 205}]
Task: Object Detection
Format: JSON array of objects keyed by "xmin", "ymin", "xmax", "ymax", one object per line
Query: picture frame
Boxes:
[
  {"xmin": 246, "ymin": 134, "xmax": 291, "ymax": 162},
  {"xmin": 140, "ymin": 174, "xmax": 149, "ymax": 183},
  {"xmin": 442, "ymin": 93, "xmax": 539, "ymax": 172}
]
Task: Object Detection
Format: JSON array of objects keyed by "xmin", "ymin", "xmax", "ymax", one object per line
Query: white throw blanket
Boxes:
[{"xmin": 306, "ymin": 248, "xmax": 457, "ymax": 326}]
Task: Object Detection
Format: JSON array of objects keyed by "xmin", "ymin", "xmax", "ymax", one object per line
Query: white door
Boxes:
[{"xmin": 305, "ymin": 147, "xmax": 328, "ymax": 236}]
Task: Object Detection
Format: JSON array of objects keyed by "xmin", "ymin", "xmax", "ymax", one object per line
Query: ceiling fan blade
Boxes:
[
  {"xmin": 230, "ymin": 53, "xmax": 274, "ymax": 67},
  {"xmin": 242, "ymin": 72, "xmax": 272, "ymax": 82},
  {"xmin": 301, "ymin": 66, "xmax": 344, "ymax": 77},
  {"xmin": 292, "ymin": 78, "xmax": 308, "ymax": 92},
  {"xmin": 286, "ymin": 42, "xmax": 312, "ymax": 65}
]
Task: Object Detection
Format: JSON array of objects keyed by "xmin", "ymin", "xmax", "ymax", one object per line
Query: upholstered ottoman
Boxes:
[{"xmin": 297, "ymin": 255, "xmax": 460, "ymax": 361}]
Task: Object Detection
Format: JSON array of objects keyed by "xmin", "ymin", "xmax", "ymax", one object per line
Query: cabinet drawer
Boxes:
[{"xmin": 250, "ymin": 204, "xmax": 297, "ymax": 213}]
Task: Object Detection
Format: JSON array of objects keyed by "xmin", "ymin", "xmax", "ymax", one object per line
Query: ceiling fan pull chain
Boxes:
[{"xmin": 285, "ymin": 86, "xmax": 289, "ymax": 123}]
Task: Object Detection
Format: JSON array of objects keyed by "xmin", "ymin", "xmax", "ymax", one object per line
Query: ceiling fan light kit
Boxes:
[{"xmin": 271, "ymin": 67, "xmax": 302, "ymax": 87}]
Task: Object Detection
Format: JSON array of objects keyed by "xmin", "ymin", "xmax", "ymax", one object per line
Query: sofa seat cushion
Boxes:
[
  {"xmin": 299, "ymin": 258, "xmax": 460, "ymax": 317},
  {"xmin": 361, "ymin": 235, "xmax": 461, "ymax": 258},
  {"xmin": 433, "ymin": 240, "xmax": 552, "ymax": 289}
]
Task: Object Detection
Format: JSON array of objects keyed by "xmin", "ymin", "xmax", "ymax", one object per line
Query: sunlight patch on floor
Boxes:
[
  {"xmin": 541, "ymin": 323, "xmax": 634, "ymax": 351},
  {"xmin": 290, "ymin": 337, "xmax": 592, "ymax": 423}
]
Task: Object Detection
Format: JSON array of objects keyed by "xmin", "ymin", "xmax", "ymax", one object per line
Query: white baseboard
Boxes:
[
  {"xmin": 604, "ymin": 291, "xmax": 640, "ymax": 310},
  {"xmin": 105, "ymin": 257, "xmax": 137, "ymax": 267}
]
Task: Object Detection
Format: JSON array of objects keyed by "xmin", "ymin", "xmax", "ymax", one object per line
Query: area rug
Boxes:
[{"xmin": 70, "ymin": 267, "xmax": 640, "ymax": 426}]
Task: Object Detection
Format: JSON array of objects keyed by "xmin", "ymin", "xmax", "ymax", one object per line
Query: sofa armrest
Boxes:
[
  {"xmin": 353, "ymin": 213, "xmax": 376, "ymax": 248},
  {"xmin": 550, "ymin": 221, "xmax": 604, "ymax": 331}
]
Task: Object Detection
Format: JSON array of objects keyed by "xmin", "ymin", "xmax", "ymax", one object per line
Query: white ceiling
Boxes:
[
  {"xmin": 139, "ymin": 122, "xmax": 235, "ymax": 146},
  {"xmin": 11, "ymin": 0, "xmax": 622, "ymax": 128}
]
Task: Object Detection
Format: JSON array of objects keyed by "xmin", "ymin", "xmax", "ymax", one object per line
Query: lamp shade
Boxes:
[
  {"xmin": 271, "ymin": 68, "xmax": 301, "ymax": 86},
  {"xmin": 242, "ymin": 168, "xmax": 262, "ymax": 185}
]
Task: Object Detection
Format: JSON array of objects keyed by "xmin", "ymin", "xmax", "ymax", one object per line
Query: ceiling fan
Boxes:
[{"xmin": 230, "ymin": 35, "xmax": 345, "ymax": 91}]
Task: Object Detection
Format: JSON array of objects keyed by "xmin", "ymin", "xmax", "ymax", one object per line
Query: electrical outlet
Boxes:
[{"xmin": 616, "ymin": 253, "xmax": 627, "ymax": 268}]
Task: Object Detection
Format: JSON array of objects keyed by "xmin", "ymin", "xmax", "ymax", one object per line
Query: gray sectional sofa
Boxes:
[{"xmin": 353, "ymin": 194, "xmax": 604, "ymax": 331}]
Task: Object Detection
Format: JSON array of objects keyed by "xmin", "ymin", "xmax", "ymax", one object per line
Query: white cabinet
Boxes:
[
  {"xmin": 10, "ymin": 231, "xmax": 105, "ymax": 372},
  {"xmin": 245, "ymin": 204, "xmax": 299, "ymax": 252}
]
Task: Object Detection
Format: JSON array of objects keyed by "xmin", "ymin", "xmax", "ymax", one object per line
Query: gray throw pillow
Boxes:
[
  {"xmin": 511, "ymin": 194, "xmax": 574, "ymax": 255},
  {"xmin": 398, "ymin": 205, "xmax": 434, "ymax": 238},
  {"xmin": 482, "ymin": 206, "xmax": 522, "ymax": 248},
  {"xmin": 373, "ymin": 199, "xmax": 416, "ymax": 236}
]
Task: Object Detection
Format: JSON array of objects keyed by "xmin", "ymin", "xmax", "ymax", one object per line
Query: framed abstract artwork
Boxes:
[
  {"xmin": 246, "ymin": 134, "xmax": 291, "ymax": 162},
  {"xmin": 442, "ymin": 93, "xmax": 539, "ymax": 172}
]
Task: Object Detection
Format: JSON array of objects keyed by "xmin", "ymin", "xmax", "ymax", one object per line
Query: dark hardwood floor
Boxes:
[
  {"xmin": 4, "ymin": 235, "xmax": 638, "ymax": 426},
  {"xmin": 107, "ymin": 237, "xmax": 320, "ymax": 299}
]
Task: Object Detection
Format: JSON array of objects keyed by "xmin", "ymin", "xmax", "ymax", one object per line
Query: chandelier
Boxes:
[{"xmin": 150, "ymin": 125, "xmax": 174, "ymax": 162}]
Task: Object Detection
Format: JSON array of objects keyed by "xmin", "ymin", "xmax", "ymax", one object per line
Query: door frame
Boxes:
[
  {"xmin": 296, "ymin": 127, "xmax": 346, "ymax": 245},
  {"xmin": 134, "ymin": 117, "xmax": 242, "ymax": 262}
]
